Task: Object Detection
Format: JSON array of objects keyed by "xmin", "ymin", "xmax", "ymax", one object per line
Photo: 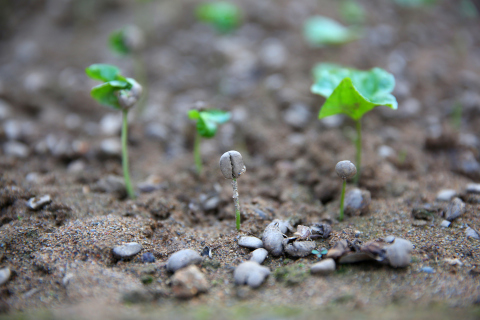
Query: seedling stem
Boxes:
[
  {"xmin": 354, "ymin": 119, "xmax": 362, "ymax": 184},
  {"xmin": 339, "ymin": 179, "xmax": 346, "ymax": 221},
  {"xmin": 122, "ymin": 109, "xmax": 135, "ymax": 199},
  {"xmin": 232, "ymin": 177, "xmax": 241, "ymax": 230},
  {"xmin": 194, "ymin": 131, "xmax": 203, "ymax": 174}
]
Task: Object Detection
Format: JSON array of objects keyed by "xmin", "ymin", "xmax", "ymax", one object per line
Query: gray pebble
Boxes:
[
  {"xmin": 420, "ymin": 266, "xmax": 435, "ymax": 274},
  {"xmin": 384, "ymin": 235, "xmax": 395, "ymax": 243},
  {"xmin": 262, "ymin": 222, "xmax": 285, "ymax": 256},
  {"xmin": 344, "ymin": 188, "xmax": 371, "ymax": 216},
  {"xmin": 94, "ymin": 175, "xmax": 127, "ymax": 199},
  {"xmin": 112, "ymin": 242, "xmax": 142, "ymax": 259},
  {"xmin": 166, "ymin": 249, "xmax": 202, "ymax": 273},
  {"xmin": 0, "ymin": 98, "xmax": 12, "ymax": 120},
  {"xmin": 466, "ymin": 226, "xmax": 480, "ymax": 240},
  {"xmin": 171, "ymin": 265, "xmax": 209, "ymax": 299},
  {"xmin": 335, "ymin": 160, "xmax": 357, "ymax": 180},
  {"xmin": 238, "ymin": 236, "xmax": 263, "ymax": 249},
  {"xmin": 219, "ymin": 150, "xmax": 246, "ymax": 179},
  {"xmin": 27, "ymin": 195, "xmax": 51, "ymax": 210},
  {"xmin": 249, "ymin": 248, "xmax": 268, "ymax": 264},
  {"xmin": 283, "ymin": 240, "xmax": 316, "ymax": 258},
  {"xmin": 311, "ymin": 258, "xmax": 336, "ymax": 274},
  {"xmin": 0, "ymin": 268, "xmax": 11, "ymax": 286},
  {"xmin": 436, "ymin": 189, "xmax": 457, "ymax": 202},
  {"xmin": 3, "ymin": 141, "xmax": 30, "ymax": 158},
  {"xmin": 377, "ymin": 145, "xmax": 395, "ymax": 158},
  {"xmin": 234, "ymin": 261, "xmax": 270, "ymax": 288},
  {"xmin": 466, "ymin": 183, "xmax": 480, "ymax": 194},
  {"xmin": 440, "ymin": 220, "xmax": 451, "ymax": 228},
  {"xmin": 283, "ymin": 103, "xmax": 311, "ymax": 129},
  {"xmin": 445, "ymin": 197, "xmax": 466, "ymax": 221},
  {"xmin": 385, "ymin": 238, "xmax": 413, "ymax": 268},
  {"xmin": 100, "ymin": 138, "xmax": 122, "ymax": 156},
  {"xmin": 100, "ymin": 113, "xmax": 122, "ymax": 136}
]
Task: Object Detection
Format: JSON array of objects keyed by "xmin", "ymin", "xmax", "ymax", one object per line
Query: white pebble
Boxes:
[{"xmin": 311, "ymin": 258, "xmax": 336, "ymax": 274}]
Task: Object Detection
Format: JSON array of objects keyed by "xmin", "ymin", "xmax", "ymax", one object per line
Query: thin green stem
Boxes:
[
  {"xmin": 232, "ymin": 178, "xmax": 241, "ymax": 231},
  {"xmin": 339, "ymin": 179, "xmax": 346, "ymax": 221},
  {"xmin": 194, "ymin": 132, "xmax": 202, "ymax": 174},
  {"xmin": 122, "ymin": 110, "xmax": 135, "ymax": 199},
  {"xmin": 354, "ymin": 119, "xmax": 362, "ymax": 185}
]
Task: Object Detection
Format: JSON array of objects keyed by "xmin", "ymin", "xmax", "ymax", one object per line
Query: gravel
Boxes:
[
  {"xmin": 444, "ymin": 197, "xmax": 466, "ymax": 221},
  {"xmin": 0, "ymin": 268, "xmax": 11, "ymax": 286},
  {"xmin": 310, "ymin": 259, "xmax": 336, "ymax": 274},
  {"xmin": 234, "ymin": 261, "xmax": 270, "ymax": 288},
  {"xmin": 249, "ymin": 248, "xmax": 268, "ymax": 264},
  {"xmin": 238, "ymin": 236, "xmax": 264, "ymax": 249},
  {"xmin": 171, "ymin": 265, "xmax": 209, "ymax": 299},
  {"xmin": 166, "ymin": 249, "xmax": 202, "ymax": 273},
  {"xmin": 112, "ymin": 242, "xmax": 142, "ymax": 259},
  {"xmin": 436, "ymin": 189, "xmax": 457, "ymax": 202}
]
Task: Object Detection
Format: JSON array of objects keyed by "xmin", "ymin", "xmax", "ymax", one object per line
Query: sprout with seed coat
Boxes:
[
  {"xmin": 219, "ymin": 150, "xmax": 246, "ymax": 230},
  {"xmin": 335, "ymin": 160, "xmax": 356, "ymax": 221}
]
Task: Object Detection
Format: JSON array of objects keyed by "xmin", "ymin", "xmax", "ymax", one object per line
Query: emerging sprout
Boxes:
[
  {"xmin": 195, "ymin": 1, "xmax": 242, "ymax": 33},
  {"xmin": 85, "ymin": 63, "xmax": 142, "ymax": 199},
  {"xmin": 311, "ymin": 63, "xmax": 397, "ymax": 183},
  {"xmin": 219, "ymin": 150, "xmax": 246, "ymax": 230},
  {"xmin": 335, "ymin": 160, "xmax": 357, "ymax": 221},
  {"xmin": 303, "ymin": 16, "xmax": 362, "ymax": 47},
  {"xmin": 188, "ymin": 107, "xmax": 231, "ymax": 174}
]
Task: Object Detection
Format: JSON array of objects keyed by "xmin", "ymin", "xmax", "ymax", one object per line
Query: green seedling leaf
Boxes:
[
  {"xmin": 303, "ymin": 16, "xmax": 362, "ymax": 47},
  {"xmin": 109, "ymin": 29, "xmax": 130, "ymax": 56},
  {"xmin": 189, "ymin": 109, "xmax": 231, "ymax": 138},
  {"xmin": 393, "ymin": 0, "xmax": 437, "ymax": 8},
  {"xmin": 86, "ymin": 64, "xmax": 125, "ymax": 82},
  {"xmin": 340, "ymin": 0, "xmax": 366, "ymax": 25},
  {"xmin": 311, "ymin": 63, "xmax": 397, "ymax": 121},
  {"xmin": 195, "ymin": 1, "xmax": 242, "ymax": 33},
  {"xmin": 90, "ymin": 80, "xmax": 131, "ymax": 110}
]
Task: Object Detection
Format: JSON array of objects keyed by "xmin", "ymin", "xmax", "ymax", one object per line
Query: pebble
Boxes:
[
  {"xmin": 440, "ymin": 220, "xmax": 451, "ymax": 228},
  {"xmin": 249, "ymin": 248, "xmax": 268, "ymax": 264},
  {"xmin": 377, "ymin": 145, "xmax": 395, "ymax": 158},
  {"xmin": 3, "ymin": 141, "xmax": 30, "ymax": 158},
  {"xmin": 112, "ymin": 242, "xmax": 142, "ymax": 259},
  {"xmin": 283, "ymin": 103, "xmax": 311, "ymax": 129},
  {"xmin": 100, "ymin": 138, "xmax": 122, "ymax": 156},
  {"xmin": 262, "ymin": 221, "xmax": 285, "ymax": 256},
  {"xmin": 234, "ymin": 261, "xmax": 270, "ymax": 288},
  {"xmin": 444, "ymin": 258, "xmax": 463, "ymax": 266},
  {"xmin": 420, "ymin": 267, "xmax": 435, "ymax": 274},
  {"xmin": 94, "ymin": 175, "xmax": 127, "ymax": 199},
  {"xmin": 444, "ymin": 197, "xmax": 466, "ymax": 221},
  {"xmin": 100, "ymin": 113, "xmax": 122, "ymax": 136},
  {"xmin": 145, "ymin": 122, "xmax": 168, "ymax": 141},
  {"xmin": 27, "ymin": 195, "xmax": 51, "ymax": 210},
  {"xmin": 238, "ymin": 236, "xmax": 264, "ymax": 249},
  {"xmin": 310, "ymin": 258, "xmax": 336, "ymax": 274},
  {"xmin": 320, "ymin": 114, "xmax": 344, "ymax": 128},
  {"xmin": 384, "ymin": 235, "xmax": 395, "ymax": 243},
  {"xmin": 260, "ymin": 38, "xmax": 287, "ymax": 69},
  {"xmin": 344, "ymin": 188, "xmax": 371, "ymax": 216},
  {"xmin": 466, "ymin": 226, "xmax": 480, "ymax": 240},
  {"xmin": 436, "ymin": 189, "xmax": 457, "ymax": 202},
  {"xmin": 0, "ymin": 98, "xmax": 12, "ymax": 120},
  {"xmin": 141, "ymin": 252, "xmax": 155, "ymax": 263},
  {"xmin": 171, "ymin": 265, "xmax": 209, "ymax": 299},
  {"xmin": 3, "ymin": 120, "xmax": 22, "ymax": 140},
  {"xmin": 466, "ymin": 183, "xmax": 480, "ymax": 194},
  {"xmin": 0, "ymin": 268, "xmax": 11, "ymax": 286},
  {"xmin": 166, "ymin": 249, "xmax": 202, "ymax": 273},
  {"xmin": 385, "ymin": 238, "xmax": 413, "ymax": 268},
  {"xmin": 122, "ymin": 288, "xmax": 154, "ymax": 304},
  {"xmin": 283, "ymin": 240, "xmax": 316, "ymax": 258}
]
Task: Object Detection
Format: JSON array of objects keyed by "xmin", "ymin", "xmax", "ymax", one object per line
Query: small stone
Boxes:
[
  {"xmin": 0, "ymin": 99, "xmax": 12, "ymax": 120},
  {"xmin": 0, "ymin": 268, "xmax": 11, "ymax": 286},
  {"xmin": 335, "ymin": 161, "xmax": 357, "ymax": 180},
  {"xmin": 385, "ymin": 238, "xmax": 413, "ymax": 268},
  {"xmin": 3, "ymin": 141, "xmax": 29, "ymax": 158},
  {"xmin": 445, "ymin": 197, "xmax": 466, "ymax": 222},
  {"xmin": 444, "ymin": 258, "xmax": 463, "ymax": 266},
  {"xmin": 466, "ymin": 226, "xmax": 480, "ymax": 240},
  {"xmin": 412, "ymin": 219, "xmax": 427, "ymax": 227},
  {"xmin": 440, "ymin": 220, "xmax": 451, "ymax": 228},
  {"xmin": 113, "ymin": 242, "xmax": 142, "ymax": 259},
  {"xmin": 320, "ymin": 114, "xmax": 344, "ymax": 128},
  {"xmin": 166, "ymin": 249, "xmax": 202, "ymax": 273},
  {"xmin": 311, "ymin": 258, "xmax": 336, "ymax": 274},
  {"xmin": 201, "ymin": 195, "xmax": 220, "ymax": 211},
  {"xmin": 377, "ymin": 145, "xmax": 395, "ymax": 158},
  {"xmin": 141, "ymin": 252, "xmax": 155, "ymax": 263},
  {"xmin": 262, "ymin": 222, "xmax": 285, "ymax": 257},
  {"xmin": 94, "ymin": 175, "xmax": 127, "ymax": 199},
  {"xmin": 420, "ymin": 266, "xmax": 435, "ymax": 274},
  {"xmin": 283, "ymin": 240, "xmax": 316, "ymax": 258},
  {"xmin": 238, "ymin": 236, "xmax": 263, "ymax": 249},
  {"xmin": 171, "ymin": 265, "xmax": 209, "ymax": 299},
  {"xmin": 411, "ymin": 206, "xmax": 438, "ymax": 220},
  {"xmin": 234, "ymin": 261, "xmax": 270, "ymax": 288},
  {"xmin": 249, "ymin": 248, "xmax": 268, "ymax": 264},
  {"xmin": 100, "ymin": 138, "xmax": 122, "ymax": 156},
  {"xmin": 27, "ymin": 195, "xmax": 51, "ymax": 210},
  {"xmin": 219, "ymin": 150, "xmax": 246, "ymax": 179},
  {"xmin": 384, "ymin": 235, "xmax": 395, "ymax": 243},
  {"xmin": 100, "ymin": 113, "xmax": 122, "ymax": 136},
  {"xmin": 466, "ymin": 183, "xmax": 480, "ymax": 194},
  {"xmin": 344, "ymin": 188, "xmax": 371, "ymax": 216},
  {"xmin": 67, "ymin": 159, "xmax": 86, "ymax": 173},
  {"xmin": 122, "ymin": 288, "xmax": 154, "ymax": 304},
  {"xmin": 436, "ymin": 189, "xmax": 457, "ymax": 202},
  {"xmin": 145, "ymin": 122, "xmax": 168, "ymax": 141},
  {"xmin": 283, "ymin": 103, "xmax": 311, "ymax": 129}
]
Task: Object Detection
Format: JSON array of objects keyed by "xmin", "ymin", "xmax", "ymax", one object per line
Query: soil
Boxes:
[{"xmin": 1, "ymin": 0, "xmax": 480, "ymax": 319}]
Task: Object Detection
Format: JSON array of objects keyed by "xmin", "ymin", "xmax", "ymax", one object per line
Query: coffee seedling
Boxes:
[
  {"xmin": 188, "ymin": 108, "xmax": 231, "ymax": 174},
  {"xmin": 195, "ymin": 1, "xmax": 242, "ymax": 33},
  {"xmin": 219, "ymin": 150, "xmax": 246, "ymax": 231},
  {"xmin": 335, "ymin": 160, "xmax": 357, "ymax": 221},
  {"xmin": 303, "ymin": 15, "xmax": 362, "ymax": 47},
  {"xmin": 311, "ymin": 63, "xmax": 397, "ymax": 183},
  {"xmin": 85, "ymin": 64, "xmax": 142, "ymax": 199}
]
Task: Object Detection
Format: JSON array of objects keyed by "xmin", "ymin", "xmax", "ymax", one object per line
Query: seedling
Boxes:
[
  {"xmin": 219, "ymin": 150, "xmax": 246, "ymax": 231},
  {"xmin": 303, "ymin": 16, "xmax": 362, "ymax": 47},
  {"xmin": 195, "ymin": 1, "xmax": 242, "ymax": 33},
  {"xmin": 393, "ymin": 0, "xmax": 437, "ymax": 8},
  {"xmin": 85, "ymin": 64, "xmax": 142, "ymax": 199},
  {"xmin": 188, "ymin": 108, "xmax": 231, "ymax": 174},
  {"xmin": 311, "ymin": 63, "xmax": 397, "ymax": 183},
  {"xmin": 335, "ymin": 160, "xmax": 357, "ymax": 221},
  {"xmin": 339, "ymin": 0, "xmax": 366, "ymax": 25}
]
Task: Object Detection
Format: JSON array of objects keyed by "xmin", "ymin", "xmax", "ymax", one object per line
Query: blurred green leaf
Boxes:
[
  {"xmin": 393, "ymin": 0, "xmax": 437, "ymax": 8},
  {"xmin": 90, "ymin": 80, "xmax": 131, "ymax": 110},
  {"xmin": 340, "ymin": 0, "xmax": 366, "ymax": 25},
  {"xmin": 85, "ymin": 64, "xmax": 124, "ymax": 82},
  {"xmin": 190, "ymin": 109, "xmax": 231, "ymax": 138},
  {"xmin": 460, "ymin": 0, "xmax": 479, "ymax": 18},
  {"xmin": 196, "ymin": 1, "xmax": 242, "ymax": 33},
  {"xmin": 311, "ymin": 63, "xmax": 397, "ymax": 121},
  {"xmin": 303, "ymin": 16, "xmax": 362, "ymax": 47},
  {"xmin": 109, "ymin": 29, "xmax": 130, "ymax": 56}
]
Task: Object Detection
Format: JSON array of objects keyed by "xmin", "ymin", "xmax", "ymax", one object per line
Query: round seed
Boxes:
[
  {"xmin": 335, "ymin": 160, "xmax": 357, "ymax": 180},
  {"xmin": 219, "ymin": 150, "xmax": 246, "ymax": 179}
]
